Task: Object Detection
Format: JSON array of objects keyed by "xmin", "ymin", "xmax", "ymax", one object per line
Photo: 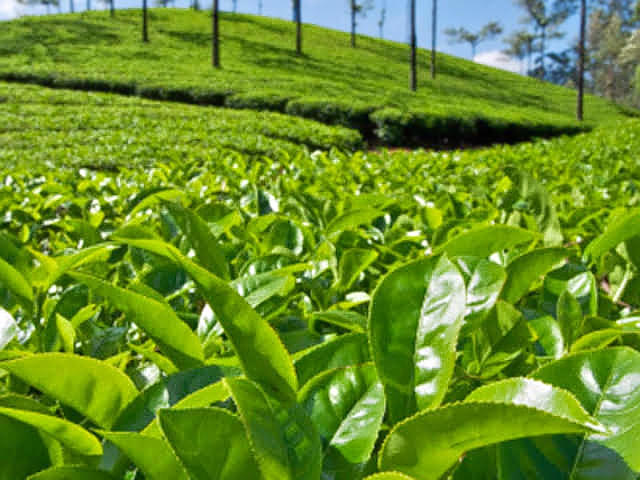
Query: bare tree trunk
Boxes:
[
  {"xmin": 351, "ymin": 0, "xmax": 356, "ymax": 47},
  {"xmin": 295, "ymin": 0, "xmax": 302, "ymax": 55},
  {"xmin": 431, "ymin": 0, "xmax": 437, "ymax": 79},
  {"xmin": 258, "ymin": 0, "xmax": 262, "ymax": 15},
  {"xmin": 540, "ymin": 26, "xmax": 546, "ymax": 79},
  {"xmin": 86, "ymin": 0, "xmax": 90, "ymax": 10},
  {"xmin": 409, "ymin": 0, "xmax": 417, "ymax": 91},
  {"xmin": 213, "ymin": 0, "xmax": 220, "ymax": 67},
  {"xmin": 577, "ymin": 0, "xmax": 586, "ymax": 121},
  {"xmin": 69, "ymin": 0, "xmax": 74, "ymax": 13},
  {"xmin": 142, "ymin": 0, "xmax": 148, "ymax": 42},
  {"xmin": 109, "ymin": 0, "xmax": 114, "ymax": 17}
]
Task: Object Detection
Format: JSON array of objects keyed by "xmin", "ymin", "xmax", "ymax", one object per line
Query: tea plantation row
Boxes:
[
  {"xmin": 1, "ymin": 85, "xmax": 640, "ymax": 478},
  {"xmin": 0, "ymin": 82, "xmax": 362, "ymax": 169},
  {"xmin": 1, "ymin": 9, "xmax": 637, "ymax": 146}
]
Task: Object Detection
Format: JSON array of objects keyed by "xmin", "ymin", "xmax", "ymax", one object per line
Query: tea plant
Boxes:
[
  {"xmin": 1, "ymin": 88, "xmax": 640, "ymax": 478},
  {"xmin": 1, "ymin": 9, "xmax": 636, "ymax": 146}
]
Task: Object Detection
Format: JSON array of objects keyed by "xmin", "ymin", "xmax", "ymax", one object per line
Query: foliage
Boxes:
[
  {"xmin": 445, "ymin": 21, "xmax": 504, "ymax": 57},
  {"xmin": 1, "ymin": 77, "xmax": 640, "ymax": 477},
  {"xmin": 0, "ymin": 9, "xmax": 635, "ymax": 147},
  {"xmin": 0, "ymin": 82, "xmax": 362, "ymax": 169}
]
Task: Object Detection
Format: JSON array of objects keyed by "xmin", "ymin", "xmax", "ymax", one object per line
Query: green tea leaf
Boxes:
[
  {"xmin": 326, "ymin": 209, "xmax": 382, "ymax": 236},
  {"xmin": 163, "ymin": 201, "xmax": 230, "ymax": 280},
  {"xmin": 337, "ymin": 248, "xmax": 378, "ymax": 291},
  {"xmin": 440, "ymin": 225, "xmax": 537, "ymax": 258},
  {"xmin": 113, "ymin": 237, "xmax": 298, "ymax": 402},
  {"xmin": 465, "ymin": 378, "xmax": 600, "ymax": 428},
  {"xmin": 300, "ymin": 364, "xmax": 385, "ymax": 480},
  {"xmin": 0, "ymin": 406, "xmax": 102, "ymax": 457},
  {"xmin": 225, "ymin": 377, "xmax": 322, "ymax": 480},
  {"xmin": 159, "ymin": 408, "xmax": 261, "ymax": 480},
  {"xmin": 585, "ymin": 210, "xmax": 640, "ymax": 261},
  {"xmin": 0, "ymin": 255, "xmax": 33, "ymax": 305},
  {"xmin": 533, "ymin": 347, "xmax": 640, "ymax": 471},
  {"xmin": 501, "ymin": 247, "xmax": 567, "ymax": 303},
  {"xmin": 101, "ymin": 431, "xmax": 189, "ymax": 480},
  {"xmin": 294, "ymin": 333, "xmax": 370, "ymax": 387},
  {"xmin": 369, "ymin": 255, "xmax": 466, "ymax": 423},
  {"xmin": 557, "ymin": 290, "xmax": 583, "ymax": 350},
  {"xmin": 379, "ymin": 402, "xmax": 600, "ymax": 480},
  {"xmin": 0, "ymin": 414, "xmax": 50, "ymax": 480},
  {"xmin": 1, "ymin": 353, "xmax": 138, "ymax": 429},
  {"xmin": 71, "ymin": 272, "xmax": 204, "ymax": 371},
  {"xmin": 0, "ymin": 308, "xmax": 18, "ymax": 351}
]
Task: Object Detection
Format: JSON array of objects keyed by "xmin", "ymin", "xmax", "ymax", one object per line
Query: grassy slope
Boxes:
[
  {"xmin": 0, "ymin": 8, "xmax": 634, "ymax": 144},
  {"xmin": 0, "ymin": 82, "xmax": 361, "ymax": 169}
]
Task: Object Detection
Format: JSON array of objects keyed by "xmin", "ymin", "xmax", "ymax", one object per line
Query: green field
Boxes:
[
  {"xmin": 0, "ymin": 9, "xmax": 636, "ymax": 145},
  {"xmin": 1, "ymin": 9, "xmax": 640, "ymax": 480},
  {"xmin": 0, "ymin": 82, "xmax": 361, "ymax": 168}
]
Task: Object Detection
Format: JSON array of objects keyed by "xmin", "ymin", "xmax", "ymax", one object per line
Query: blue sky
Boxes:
[{"xmin": 0, "ymin": 0, "xmax": 581, "ymax": 72}]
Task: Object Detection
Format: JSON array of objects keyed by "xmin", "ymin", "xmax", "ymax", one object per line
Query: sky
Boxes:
[{"xmin": 0, "ymin": 0, "xmax": 581, "ymax": 73}]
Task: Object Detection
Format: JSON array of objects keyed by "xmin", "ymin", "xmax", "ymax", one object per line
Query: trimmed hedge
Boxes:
[
  {"xmin": 225, "ymin": 91, "xmax": 290, "ymax": 112},
  {"xmin": 285, "ymin": 97, "xmax": 378, "ymax": 133},
  {"xmin": 0, "ymin": 71, "xmax": 587, "ymax": 148},
  {"xmin": 370, "ymin": 107, "xmax": 586, "ymax": 147}
]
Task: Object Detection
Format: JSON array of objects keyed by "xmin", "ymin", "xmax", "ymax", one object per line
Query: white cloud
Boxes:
[
  {"xmin": 0, "ymin": 0, "xmax": 19, "ymax": 19},
  {"xmin": 474, "ymin": 50, "xmax": 524, "ymax": 75}
]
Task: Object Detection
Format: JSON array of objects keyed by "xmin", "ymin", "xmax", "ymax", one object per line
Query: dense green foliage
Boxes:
[
  {"xmin": 0, "ymin": 82, "xmax": 362, "ymax": 168},
  {"xmin": 1, "ymin": 75, "xmax": 640, "ymax": 477},
  {"xmin": 0, "ymin": 9, "xmax": 636, "ymax": 146}
]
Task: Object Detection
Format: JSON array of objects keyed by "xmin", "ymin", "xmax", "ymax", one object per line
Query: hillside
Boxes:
[
  {"xmin": 0, "ymin": 8, "xmax": 635, "ymax": 146},
  {"xmin": 0, "ymin": 82, "xmax": 361, "ymax": 169},
  {"xmin": 2, "ymin": 9, "xmax": 640, "ymax": 479}
]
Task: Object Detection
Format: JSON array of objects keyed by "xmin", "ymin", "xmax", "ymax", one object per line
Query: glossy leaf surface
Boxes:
[
  {"xmin": 1, "ymin": 353, "xmax": 138, "ymax": 429},
  {"xmin": 533, "ymin": 347, "xmax": 640, "ymax": 471},
  {"xmin": 101, "ymin": 431, "xmax": 189, "ymax": 480},
  {"xmin": 370, "ymin": 255, "xmax": 466, "ymax": 423},
  {"xmin": 300, "ymin": 364, "xmax": 385, "ymax": 479},
  {"xmin": 225, "ymin": 377, "xmax": 322, "ymax": 480},
  {"xmin": 159, "ymin": 408, "xmax": 260, "ymax": 480},
  {"xmin": 380, "ymin": 402, "xmax": 600, "ymax": 480},
  {"xmin": 114, "ymin": 237, "xmax": 298, "ymax": 402}
]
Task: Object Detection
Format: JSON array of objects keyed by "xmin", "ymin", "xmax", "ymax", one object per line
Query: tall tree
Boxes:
[
  {"xmin": 69, "ymin": 0, "xmax": 74, "ymax": 12},
  {"xmin": 142, "ymin": 0, "xmax": 148, "ymax": 43},
  {"xmin": 577, "ymin": 0, "xmax": 586, "ymax": 120},
  {"xmin": 378, "ymin": 0, "xmax": 386, "ymax": 39},
  {"xmin": 588, "ymin": 6, "xmax": 635, "ymax": 101},
  {"xmin": 294, "ymin": 0, "xmax": 302, "ymax": 54},
  {"xmin": 86, "ymin": 0, "xmax": 90, "ymax": 10},
  {"xmin": 431, "ymin": 0, "xmax": 437, "ymax": 79},
  {"xmin": 445, "ymin": 22, "xmax": 503, "ymax": 58},
  {"xmin": 349, "ymin": 0, "xmax": 374, "ymax": 47},
  {"xmin": 410, "ymin": 0, "xmax": 417, "ymax": 91},
  {"xmin": 213, "ymin": 0, "xmax": 220, "ymax": 67},
  {"xmin": 504, "ymin": 30, "xmax": 537, "ymax": 74},
  {"xmin": 258, "ymin": 0, "xmax": 262, "ymax": 15},
  {"xmin": 232, "ymin": 0, "xmax": 237, "ymax": 12},
  {"xmin": 515, "ymin": 0, "xmax": 577, "ymax": 79}
]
